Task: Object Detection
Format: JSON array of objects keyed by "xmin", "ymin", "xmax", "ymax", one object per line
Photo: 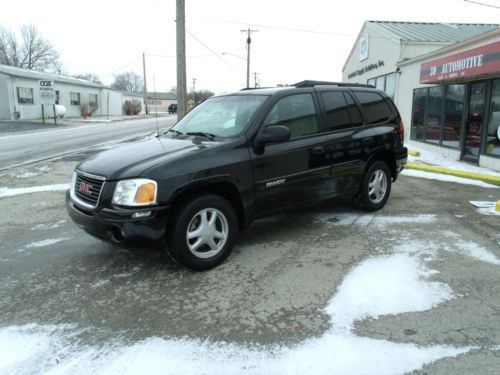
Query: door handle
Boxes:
[{"xmin": 312, "ymin": 146, "xmax": 325, "ymax": 155}]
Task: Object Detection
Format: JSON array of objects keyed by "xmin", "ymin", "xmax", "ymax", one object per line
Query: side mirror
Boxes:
[{"xmin": 260, "ymin": 125, "xmax": 291, "ymax": 144}]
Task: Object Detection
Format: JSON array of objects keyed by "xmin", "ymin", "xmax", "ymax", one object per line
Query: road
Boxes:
[
  {"xmin": 0, "ymin": 148, "xmax": 499, "ymax": 374},
  {"xmin": 0, "ymin": 116, "xmax": 176, "ymax": 170}
]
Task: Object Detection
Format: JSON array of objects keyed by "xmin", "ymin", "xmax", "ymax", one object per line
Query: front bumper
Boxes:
[{"xmin": 66, "ymin": 191, "xmax": 170, "ymax": 250}]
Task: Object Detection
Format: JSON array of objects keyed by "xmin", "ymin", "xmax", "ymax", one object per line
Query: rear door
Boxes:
[
  {"xmin": 318, "ymin": 89, "xmax": 367, "ymax": 193},
  {"xmin": 250, "ymin": 92, "xmax": 330, "ymax": 215}
]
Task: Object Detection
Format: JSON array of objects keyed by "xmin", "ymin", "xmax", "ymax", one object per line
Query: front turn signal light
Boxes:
[{"xmin": 135, "ymin": 183, "xmax": 157, "ymax": 204}]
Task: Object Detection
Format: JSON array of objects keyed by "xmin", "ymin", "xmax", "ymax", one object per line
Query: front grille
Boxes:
[{"xmin": 73, "ymin": 172, "xmax": 105, "ymax": 208}]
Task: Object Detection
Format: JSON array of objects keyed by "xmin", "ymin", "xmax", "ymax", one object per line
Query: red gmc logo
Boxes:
[{"xmin": 78, "ymin": 182, "xmax": 93, "ymax": 195}]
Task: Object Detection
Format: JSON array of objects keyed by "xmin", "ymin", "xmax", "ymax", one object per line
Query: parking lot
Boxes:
[{"xmin": 0, "ymin": 150, "xmax": 499, "ymax": 374}]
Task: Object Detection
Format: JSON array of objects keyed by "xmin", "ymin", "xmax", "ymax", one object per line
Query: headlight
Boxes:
[{"xmin": 112, "ymin": 179, "xmax": 157, "ymax": 206}]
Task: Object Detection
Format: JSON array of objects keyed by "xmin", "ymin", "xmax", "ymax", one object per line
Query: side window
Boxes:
[
  {"xmin": 345, "ymin": 93, "xmax": 363, "ymax": 126},
  {"xmin": 263, "ymin": 94, "xmax": 319, "ymax": 138},
  {"xmin": 354, "ymin": 91, "xmax": 393, "ymax": 124},
  {"xmin": 321, "ymin": 91, "xmax": 351, "ymax": 130}
]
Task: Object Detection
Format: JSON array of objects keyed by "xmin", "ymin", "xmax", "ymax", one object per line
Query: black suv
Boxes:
[{"xmin": 67, "ymin": 81, "xmax": 407, "ymax": 270}]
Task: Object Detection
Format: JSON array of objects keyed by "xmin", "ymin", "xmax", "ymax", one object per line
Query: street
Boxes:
[
  {"xmin": 0, "ymin": 116, "xmax": 176, "ymax": 170},
  {"xmin": 0, "ymin": 131, "xmax": 499, "ymax": 374}
]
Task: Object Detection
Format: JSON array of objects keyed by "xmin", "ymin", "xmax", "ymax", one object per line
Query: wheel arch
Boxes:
[
  {"xmin": 168, "ymin": 179, "xmax": 246, "ymax": 230},
  {"xmin": 367, "ymin": 149, "xmax": 397, "ymax": 181}
]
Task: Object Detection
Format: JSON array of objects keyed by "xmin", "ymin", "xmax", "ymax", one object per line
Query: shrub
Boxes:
[{"xmin": 123, "ymin": 100, "xmax": 142, "ymax": 115}]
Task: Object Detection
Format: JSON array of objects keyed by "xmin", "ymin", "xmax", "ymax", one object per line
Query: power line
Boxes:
[
  {"xmin": 463, "ymin": 0, "xmax": 500, "ymax": 9},
  {"xmin": 101, "ymin": 55, "xmax": 142, "ymax": 79},
  {"xmin": 188, "ymin": 15, "xmax": 355, "ymax": 37},
  {"xmin": 185, "ymin": 28, "xmax": 244, "ymax": 72}
]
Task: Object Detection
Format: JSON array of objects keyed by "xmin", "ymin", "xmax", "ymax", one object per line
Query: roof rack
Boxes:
[{"xmin": 293, "ymin": 80, "xmax": 375, "ymax": 89}]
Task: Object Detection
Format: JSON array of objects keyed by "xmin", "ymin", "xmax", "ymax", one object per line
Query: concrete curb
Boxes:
[
  {"xmin": 406, "ymin": 162, "xmax": 500, "ymax": 187},
  {"xmin": 408, "ymin": 150, "xmax": 421, "ymax": 157}
]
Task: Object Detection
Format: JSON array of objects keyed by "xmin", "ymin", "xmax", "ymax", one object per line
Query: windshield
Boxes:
[{"xmin": 172, "ymin": 95, "xmax": 268, "ymax": 138}]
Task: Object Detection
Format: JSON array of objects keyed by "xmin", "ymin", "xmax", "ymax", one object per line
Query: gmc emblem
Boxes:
[{"xmin": 78, "ymin": 182, "xmax": 93, "ymax": 195}]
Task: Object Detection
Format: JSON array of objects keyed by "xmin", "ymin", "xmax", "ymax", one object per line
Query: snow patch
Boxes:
[
  {"xmin": 25, "ymin": 238, "xmax": 69, "ymax": 248},
  {"xmin": 453, "ymin": 240, "xmax": 500, "ymax": 266},
  {"xmin": 31, "ymin": 220, "xmax": 67, "ymax": 231},
  {"xmin": 402, "ymin": 169, "xmax": 499, "ymax": 188},
  {"xmin": 469, "ymin": 201, "xmax": 500, "ymax": 216},
  {"xmin": 408, "ymin": 143, "xmax": 500, "ymax": 177},
  {"xmin": 325, "ymin": 254, "xmax": 454, "ymax": 331},
  {"xmin": 0, "ymin": 239, "xmax": 470, "ymax": 375},
  {"xmin": 315, "ymin": 213, "xmax": 436, "ymax": 227},
  {"xmin": 0, "ymin": 184, "xmax": 70, "ymax": 198}
]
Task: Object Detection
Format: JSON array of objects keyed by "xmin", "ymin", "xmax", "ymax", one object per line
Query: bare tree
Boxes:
[
  {"xmin": 72, "ymin": 73, "xmax": 102, "ymax": 84},
  {"xmin": 111, "ymin": 71, "xmax": 144, "ymax": 93},
  {"xmin": 0, "ymin": 24, "xmax": 61, "ymax": 72}
]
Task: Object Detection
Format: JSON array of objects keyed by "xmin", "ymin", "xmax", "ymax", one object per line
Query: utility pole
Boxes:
[
  {"xmin": 142, "ymin": 52, "xmax": 149, "ymax": 115},
  {"xmin": 240, "ymin": 28, "xmax": 258, "ymax": 88},
  {"xmin": 192, "ymin": 78, "xmax": 197, "ymax": 106},
  {"xmin": 176, "ymin": 0, "xmax": 187, "ymax": 119},
  {"xmin": 252, "ymin": 72, "xmax": 259, "ymax": 88}
]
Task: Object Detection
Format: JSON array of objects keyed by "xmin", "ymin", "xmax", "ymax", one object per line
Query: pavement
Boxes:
[
  {"xmin": 0, "ymin": 149, "xmax": 499, "ymax": 374},
  {"xmin": 0, "ymin": 114, "xmax": 171, "ymax": 134}
]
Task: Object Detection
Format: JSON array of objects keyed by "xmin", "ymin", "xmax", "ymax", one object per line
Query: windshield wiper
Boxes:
[
  {"xmin": 185, "ymin": 132, "xmax": 217, "ymax": 140},
  {"xmin": 166, "ymin": 128, "xmax": 184, "ymax": 136}
]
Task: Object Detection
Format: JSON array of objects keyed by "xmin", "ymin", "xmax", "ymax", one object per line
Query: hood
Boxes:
[{"xmin": 77, "ymin": 135, "xmax": 214, "ymax": 180}]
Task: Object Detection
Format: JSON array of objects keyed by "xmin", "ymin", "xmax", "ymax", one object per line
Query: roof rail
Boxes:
[{"xmin": 293, "ymin": 80, "xmax": 375, "ymax": 89}]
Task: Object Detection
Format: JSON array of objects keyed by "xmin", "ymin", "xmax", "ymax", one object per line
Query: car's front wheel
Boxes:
[
  {"xmin": 357, "ymin": 160, "xmax": 392, "ymax": 211},
  {"xmin": 167, "ymin": 194, "xmax": 238, "ymax": 270}
]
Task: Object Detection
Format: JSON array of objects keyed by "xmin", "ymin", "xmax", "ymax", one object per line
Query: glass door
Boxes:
[{"xmin": 463, "ymin": 82, "xmax": 486, "ymax": 163}]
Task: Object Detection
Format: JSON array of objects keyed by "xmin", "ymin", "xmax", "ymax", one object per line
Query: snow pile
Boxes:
[
  {"xmin": 408, "ymin": 143, "xmax": 500, "ymax": 177},
  {"xmin": 402, "ymin": 169, "xmax": 499, "ymax": 188},
  {"xmin": 0, "ymin": 184, "xmax": 69, "ymax": 198}
]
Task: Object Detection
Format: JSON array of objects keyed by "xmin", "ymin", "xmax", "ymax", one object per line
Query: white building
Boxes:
[
  {"xmin": 0, "ymin": 64, "xmax": 145, "ymax": 120},
  {"xmin": 343, "ymin": 21, "xmax": 500, "ymax": 171}
]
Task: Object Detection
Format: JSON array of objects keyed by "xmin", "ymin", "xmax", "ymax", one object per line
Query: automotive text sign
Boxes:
[{"xmin": 420, "ymin": 41, "xmax": 500, "ymax": 84}]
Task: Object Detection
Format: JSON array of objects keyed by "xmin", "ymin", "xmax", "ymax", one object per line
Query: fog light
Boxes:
[{"xmin": 132, "ymin": 211, "xmax": 152, "ymax": 219}]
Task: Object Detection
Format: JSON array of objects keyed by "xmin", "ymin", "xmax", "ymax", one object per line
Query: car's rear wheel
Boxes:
[
  {"xmin": 167, "ymin": 194, "xmax": 238, "ymax": 270},
  {"xmin": 357, "ymin": 160, "xmax": 392, "ymax": 211}
]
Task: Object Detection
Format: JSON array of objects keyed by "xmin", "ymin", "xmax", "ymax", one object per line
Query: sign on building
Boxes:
[
  {"xmin": 420, "ymin": 41, "xmax": 500, "ymax": 84},
  {"xmin": 39, "ymin": 80, "xmax": 55, "ymax": 105}
]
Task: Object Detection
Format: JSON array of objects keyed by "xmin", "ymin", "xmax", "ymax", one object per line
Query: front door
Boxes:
[
  {"xmin": 251, "ymin": 93, "xmax": 330, "ymax": 216},
  {"xmin": 463, "ymin": 82, "xmax": 486, "ymax": 163}
]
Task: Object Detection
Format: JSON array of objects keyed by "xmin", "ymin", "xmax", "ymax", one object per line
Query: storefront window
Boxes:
[
  {"xmin": 486, "ymin": 79, "xmax": 500, "ymax": 157},
  {"xmin": 411, "ymin": 88, "xmax": 427, "ymax": 141},
  {"xmin": 375, "ymin": 76, "xmax": 385, "ymax": 91},
  {"xmin": 367, "ymin": 73, "xmax": 396, "ymax": 99},
  {"xmin": 442, "ymin": 85, "xmax": 464, "ymax": 149},
  {"xmin": 425, "ymin": 86, "xmax": 444, "ymax": 144},
  {"xmin": 385, "ymin": 73, "xmax": 396, "ymax": 98}
]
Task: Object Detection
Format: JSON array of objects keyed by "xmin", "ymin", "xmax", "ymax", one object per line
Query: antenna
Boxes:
[{"xmin": 153, "ymin": 75, "xmax": 159, "ymax": 137}]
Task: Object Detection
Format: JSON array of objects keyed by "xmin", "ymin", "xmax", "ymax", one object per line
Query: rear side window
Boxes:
[
  {"xmin": 321, "ymin": 91, "xmax": 351, "ymax": 130},
  {"xmin": 344, "ymin": 93, "xmax": 363, "ymax": 126},
  {"xmin": 354, "ymin": 91, "xmax": 393, "ymax": 124}
]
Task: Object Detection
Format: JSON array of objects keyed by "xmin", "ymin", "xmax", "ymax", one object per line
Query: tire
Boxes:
[
  {"xmin": 357, "ymin": 160, "xmax": 392, "ymax": 212},
  {"xmin": 167, "ymin": 194, "xmax": 238, "ymax": 270}
]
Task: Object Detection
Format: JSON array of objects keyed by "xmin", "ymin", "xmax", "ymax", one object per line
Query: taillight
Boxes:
[{"xmin": 399, "ymin": 121, "xmax": 405, "ymax": 144}]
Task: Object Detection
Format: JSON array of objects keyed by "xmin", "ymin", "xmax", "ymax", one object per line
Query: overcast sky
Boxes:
[{"xmin": 1, "ymin": 0, "xmax": 499, "ymax": 93}]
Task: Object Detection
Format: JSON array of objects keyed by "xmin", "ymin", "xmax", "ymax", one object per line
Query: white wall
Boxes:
[
  {"xmin": 0, "ymin": 73, "xmax": 10, "ymax": 120},
  {"xmin": 342, "ymin": 24, "xmax": 402, "ymax": 84},
  {"xmin": 0, "ymin": 75, "xmax": 133, "ymax": 120}
]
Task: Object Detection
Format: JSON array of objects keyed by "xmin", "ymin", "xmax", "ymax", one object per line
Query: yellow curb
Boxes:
[
  {"xmin": 406, "ymin": 162, "xmax": 500, "ymax": 186},
  {"xmin": 496, "ymin": 200, "xmax": 500, "ymax": 212},
  {"xmin": 408, "ymin": 150, "xmax": 421, "ymax": 157}
]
